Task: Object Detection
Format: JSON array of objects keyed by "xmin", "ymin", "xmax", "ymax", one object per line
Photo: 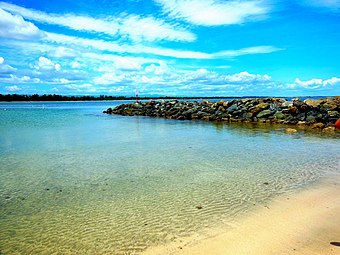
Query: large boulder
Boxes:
[
  {"xmin": 257, "ymin": 110, "xmax": 273, "ymax": 118},
  {"xmin": 250, "ymin": 102, "xmax": 270, "ymax": 115},
  {"xmin": 274, "ymin": 111, "xmax": 286, "ymax": 120},
  {"xmin": 304, "ymin": 99, "xmax": 323, "ymax": 108}
]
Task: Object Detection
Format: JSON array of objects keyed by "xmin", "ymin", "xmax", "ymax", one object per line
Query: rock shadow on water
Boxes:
[{"xmin": 211, "ymin": 121, "xmax": 340, "ymax": 139}]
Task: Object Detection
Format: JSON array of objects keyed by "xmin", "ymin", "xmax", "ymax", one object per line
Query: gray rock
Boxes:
[
  {"xmin": 281, "ymin": 101, "xmax": 293, "ymax": 108},
  {"xmin": 306, "ymin": 116, "xmax": 316, "ymax": 124},
  {"xmin": 257, "ymin": 110, "xmax": 272, "ymax": 118},
  {"xmin": 227, "ymin": 104, "xmax": 238, "ymax": 111},
  {"xmin": 103, "ymin": 97, "xmax": 340, "ymax": 132},
  {"xmin": 274, "ymin": 111, "xmax": 286, "ymax": 119}
]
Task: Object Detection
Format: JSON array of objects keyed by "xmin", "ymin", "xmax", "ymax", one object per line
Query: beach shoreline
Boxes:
[{"xmin": 143, "ymin": 174, "xmax": 340, "ymax": 255}]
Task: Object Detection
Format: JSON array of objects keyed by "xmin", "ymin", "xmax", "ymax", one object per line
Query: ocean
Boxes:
[{"xmin": 0, "ymin": 101, "xmax": 339, "ymax": 254}]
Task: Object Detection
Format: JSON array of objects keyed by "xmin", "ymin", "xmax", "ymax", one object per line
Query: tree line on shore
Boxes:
[
  {"xmin": 0, "ymin": 94, "xmax": 131, "ymax": 101},
  {"xmin": 0, "ymin": 93, "xmax": 245, "ymax": 102}
]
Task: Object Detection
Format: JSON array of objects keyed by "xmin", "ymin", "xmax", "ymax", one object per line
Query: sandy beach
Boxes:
[{"xmin": 143, "ymin": 175, "xmax": 340, "ymax": 255}]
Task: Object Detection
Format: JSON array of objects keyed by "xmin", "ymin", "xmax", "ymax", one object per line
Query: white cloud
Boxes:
[
  {"xmin": 323, "ymin": 77, "xmax": 340, "ymax": 86},
  {"xmin": 51, "ymin": 47, "xmax": 77, "ymax": 58},
  {"xmin": 141, "ymin": 75, "xmax": 162, "ymax": 84},
  {"xmin": 289, "ymin": 77, "xmax": 340, "ymax": 89},
  {"xmin": 1, "ymin": 74, "xmax": 40, "ymax": 84},
  {"xmin": 63, "ymin": 83, "xmax": 92, "ymax": 89},
  {"xmin": 215, "ymin": 65, "xmax": 231, "ymax": 69},
  {"xmin": 97, "ymin": 62, "xmax": 141, "ymax": 73},
  {"xmin": 0, "ymin": 2, "xmax": 195, "ymax": 42},
  {"xmin": 55, "ymin": 63, "xmax": 61, "ymax": 71},
  {"xmin": 0, "ymin": 56, "xmax": 17, "ymax": 74},
  {"xmin": 0, "ymin": 56, "xmax": 84, "ymax": 86},
  {"xmin": 155, "ymin": 0, "xmax": 270, "ymax": 26},
  {"xmin": 5, "ymin": 85, "xmax": 22, "ymax": 92},
  {"xmin": 224, "ymin": 71, "xmax": 271, "ymax": 83},
  {"xmin": 34, "ymin": 56, "xmax": 60, "ymax": 71},
  {"xmin": 53, "ymin": 78, "xmax": 70, "ymax": 84},
  {"xmin": 0, "ymin": 2, "xmax": 119, "ymax": 36},
  {"xmin": 94, "ymin": 72, "xmax": 135, "ymax": 85},
  {"xmin": 62, "ymin": 83, "xmax": 96, "ymax": 93},
  {"xmin": 84, "ymin": 53, "xmax": 160, "ymax": 67},
  {"xmin": 172, "ymin": 70, "xmax": 273, "ymax": 89},
  {"xmin": 185, "ymin": 68, "xmax": 215, "ymax": 81},
  {"xmin": 144, "ymin": 61, "xmax": 169, "ymax": 75},
  {"xmin": 119, "ymin": 15, "xmax": 195, "ymax": 42},
  {"xmin": 93, "ymin": 63, "xmax": 274, "ymax": 95},
  {"xmin": 0, "ymin": 8, "xmax": 43, "ymax": 40},
  {"xmin": 214, "ymin": 46, "xmax": 283, "ymax": 57},
  {"xmin": 114, "ymin": 57, "xmax": 142, "ymax": 71},
  {"xmin": 71, "ymin": 61, "xmax": 81, "ymax": 69},
  {"xmin": 45, "ymin": 32, "xmax": 281, "ymax": 59}
]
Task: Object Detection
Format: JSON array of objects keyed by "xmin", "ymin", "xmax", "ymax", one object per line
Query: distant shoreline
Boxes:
[{"xmin": 0, "ymin": 93, "xmax": 336, "ymax": 102}]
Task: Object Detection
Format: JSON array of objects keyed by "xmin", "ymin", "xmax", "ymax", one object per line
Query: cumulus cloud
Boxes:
[
  {"xmin": 288, "ymin": 77, "xmax": 340, "ymax": 89},
  {"xmin": 5, "ymin": 85, "xmax": 22, "ymax": 92},
  {"xmin": 0, "ymin": 56, "xmax": 17, "ymax": 74},
  {"xmin": 324, "ymin": 77, "xmax": 340, "ymax": 86},
  {"xmin": 38, "ymin": 69, "xmax": 88, "ymax": 84},
  {"xmin": 94, "ymin": 72, "xmax": 135, "ymax": 85},
  {"xmin": 145, "ymin": 62, "xmax": 169, "ymax": 75},
  {"xmin": 93, "ymin": 63, "xmax": 274, "ymax": 96},
  {"xmin": 169, "ymin": 70, "xmax": 273, "ymax": 92},
  {"xmin": 58, "ymin": 83, "xmax": 97, "ymax": 94},
  {"xmin": 224, "ymin": 71, "xmax": 271, "ymax": 83},
  {"xmin": 138, "ymin": 69, "xmax": 274, "ymax": 95},
  {"xmin": 34, "ymin": 56, "xmax": 61, "ymax": 71},
  {"xmin": 0, "ymin": 74, "xmax": 40, "ymax": 84},
  {"xmin": 1, "ymin": 55, "xmax": 86, "ymax": 85},
  {"xmin": 155, "ymin": 0, "xmax": 270, "ymax": 26},
  {"xmin": 0, "ymin": 8, "xmax": 43, "ymax": 40},
  {"xmin": 114, "ymin": 57, "xmax": 142, "ymax": 71},
  {"xmin": 0, "ymin": 2, "xmax": 195, "ymax": 42}
]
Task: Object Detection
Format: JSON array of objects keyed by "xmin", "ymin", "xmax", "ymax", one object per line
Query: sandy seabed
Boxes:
[{"xmin": 143, "ymin": 174, "xmax": 340, "ymax": 255}]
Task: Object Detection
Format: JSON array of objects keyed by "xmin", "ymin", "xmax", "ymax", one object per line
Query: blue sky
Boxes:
[{"xmin": 0, "ymin": 0, "xmax": 339, "ymax": 96}]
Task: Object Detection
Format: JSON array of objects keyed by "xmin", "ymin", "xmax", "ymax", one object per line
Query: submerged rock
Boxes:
[{"xmin": 286, "ymin": 128, "xmax": 298, "ymax": 133}]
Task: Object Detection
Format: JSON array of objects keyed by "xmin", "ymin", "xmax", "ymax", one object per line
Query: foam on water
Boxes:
[{"xmin": 0, "ymin": 101, "xmax": 339, "ymax": 254}]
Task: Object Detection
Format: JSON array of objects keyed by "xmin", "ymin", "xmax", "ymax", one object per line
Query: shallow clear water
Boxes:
[{"xmin": 0, "ymin": 101, "xmax": 339, "ymax": 255}]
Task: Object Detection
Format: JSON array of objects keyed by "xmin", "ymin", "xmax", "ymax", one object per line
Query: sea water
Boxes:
[{"xmin": 0, "ymin": 101, "xmax": 339, "ymax": 254}]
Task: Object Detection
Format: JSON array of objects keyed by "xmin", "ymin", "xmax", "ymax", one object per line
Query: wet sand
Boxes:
[{"xmin": 143, "ymin": 175, "xmax": 340, "ymax": 255}]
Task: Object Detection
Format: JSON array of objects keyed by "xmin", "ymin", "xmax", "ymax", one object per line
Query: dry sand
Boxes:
[{"xmin": 143, "ymin": 175, "xmax": 340, "ymax": 255}]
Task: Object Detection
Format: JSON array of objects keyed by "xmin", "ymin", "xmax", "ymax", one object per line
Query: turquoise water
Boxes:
[{"xmin": 0, "ymin": 101, "xmax": 339, "ymax": 255}]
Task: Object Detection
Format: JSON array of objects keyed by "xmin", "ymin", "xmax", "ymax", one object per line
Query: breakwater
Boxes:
[{"xmin": 104, "ymin": 97, "xmax": 340, "ymax": 132}]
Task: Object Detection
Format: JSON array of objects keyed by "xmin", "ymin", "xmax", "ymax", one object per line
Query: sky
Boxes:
[{"xmin": 0, "ymin": 0, "xmax": 339, "ymax": 97}]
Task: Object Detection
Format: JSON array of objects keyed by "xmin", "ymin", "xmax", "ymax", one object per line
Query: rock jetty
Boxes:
[{"xmin": 104, "ymin": 97, "xmax": 340, "ymax": 131}]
